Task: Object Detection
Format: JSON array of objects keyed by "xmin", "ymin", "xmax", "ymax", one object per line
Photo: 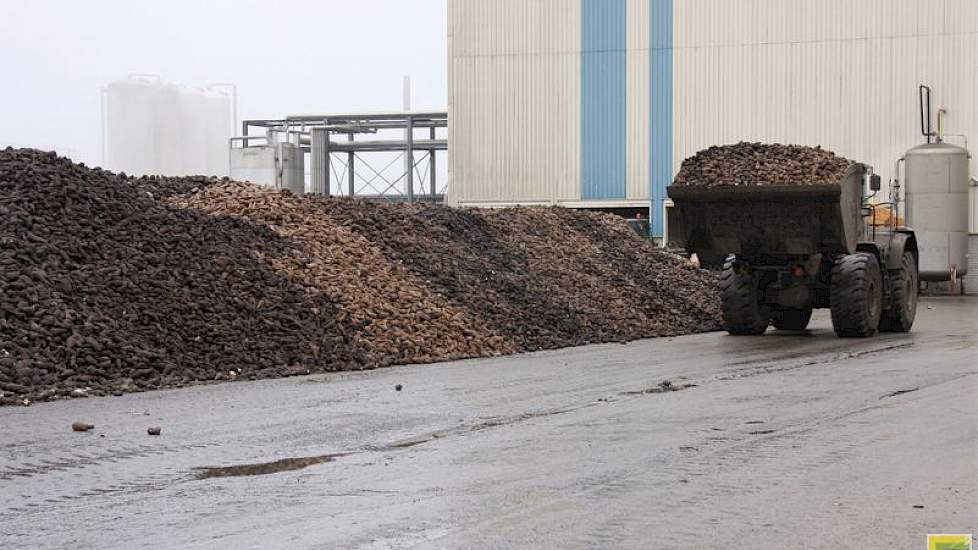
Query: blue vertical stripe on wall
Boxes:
[
  {"xmin": 649, "ymin": 0, "xmax": 673, "ymax": 237},
  {"xmin": 581, "ymin": 0, "xmax": 627, "ymax": 200}
]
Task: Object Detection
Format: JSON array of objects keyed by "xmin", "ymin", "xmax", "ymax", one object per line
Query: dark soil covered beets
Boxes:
[
  {"xmin": 673, "ymin": 142, "xmax": 855, "ymax": 187},
  {"xmin": 0, "ymin": 148, "xmax": 720, "ymax": 405}
]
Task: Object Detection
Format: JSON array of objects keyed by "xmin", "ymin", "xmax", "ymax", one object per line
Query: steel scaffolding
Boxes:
[{"xmin": 239, "ymin": 112, "xmax": 447, "ymax": 203}]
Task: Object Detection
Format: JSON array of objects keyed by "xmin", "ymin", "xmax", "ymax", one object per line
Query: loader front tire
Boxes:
[
  {"xmin": 719, "ymin": 255, "xmax": 769, "ymax": 335},
  {"xmin": 830, "ymin": 252, "xmax": 882, "ymax": 337}
]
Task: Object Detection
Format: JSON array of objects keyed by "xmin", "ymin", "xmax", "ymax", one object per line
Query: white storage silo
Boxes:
[
  {"xmin": 104, "ymin": 79, "xmax": 158, "ymax": 175},
  {"xmin": 103, "ymin": 77, "xmax": 232, "ymax": 177},
  {"xmin": 174, "ymin": 85, "xmax": 209, "ymax": 175},
  {"xmin": 201, "ymin": 90, "xmax": 232, "ymax": 176},
  {"xmin": 152, "ymin": 83, "xmax": 184, "ymax": 175}
]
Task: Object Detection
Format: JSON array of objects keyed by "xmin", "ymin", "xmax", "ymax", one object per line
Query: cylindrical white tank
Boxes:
[
  {"xmin": 103, "ymin": 77, "xmax": 231, "ymax": 177},
  {"xmin": 153, "ymin": 84, "xmax": 183, "ymax": 175},
  {"xmin": 201, "ymin": 90, "xmax": 232, "ymax": 175},
  {"xmin": 904, "ymin": 142, "xmax": 971, "ymax": 281},
  {"xmin": 104, "ymin": 80, "xmax": 158, "ymax": 175}
]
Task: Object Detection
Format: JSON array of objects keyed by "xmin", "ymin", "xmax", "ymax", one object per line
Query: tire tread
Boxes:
[
  {"xmin": 830, "ymin": 252, "xmax": 882, "ymax": 337},
  {"xmin": 720, "ymin": 255, "xmax": 768, "ymax": 335}
]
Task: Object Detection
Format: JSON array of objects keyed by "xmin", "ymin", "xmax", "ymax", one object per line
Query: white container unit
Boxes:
[
  {"xmin": 230, "ymin": 138, "xmax": 305, "ymax": 196},
  {"xmin": 103, "ymin": 78, "xmax": 232, "ymax": 177},
  {"xmin": 904, "ymin": 142, "xmax": 971, "ymax": 282}
]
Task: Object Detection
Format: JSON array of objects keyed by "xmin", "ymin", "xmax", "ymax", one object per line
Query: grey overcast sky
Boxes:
[{"xmin": 0, "ymin": 0, "xmax": 447, "ymax": 166}]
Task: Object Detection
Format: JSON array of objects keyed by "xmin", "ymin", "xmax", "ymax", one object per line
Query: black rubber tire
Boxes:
[
  {"xmin": 771, "ymin": 307, "xmax": 813, "ymax": 331},
  {"xmin": 719, "ymin": 255, "xmax": 769, "ymax": 335},
  {"xmin": 830, "ymin": 252, "xmax": 883, "ymax": 337},
  {"xmin": 879, "ymin": 250, "xmax": 918, "ymax": 332}
]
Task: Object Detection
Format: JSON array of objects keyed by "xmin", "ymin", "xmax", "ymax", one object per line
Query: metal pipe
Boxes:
[
  {"xmin": 275, "ymin": 140, "xmax": 284, "ymax": 190},
  {"xmin": 895, "ymin": 157, "xmax": 906, "ymax": 224},
  {"xmin": 405, "ymin": 115, "xmax": 414, "ymax": 202},
  {"xmin": 312, "ymin": 121, "xmax": 442, "ymax": 131},
  {"xmin": 230, "ymin": 135, "xmax": 269, "ymax": 147},
  {"xmin": 919, "ymin": 85, "xmax": 932, "ymax": 143},
  {"xmin": 429, "ymin": 126, "xmax": 436, "ymax": 198},
  {"xmin": 940, "ymin": 133, "xmax": 969, "ymax": 151},
  {"xmin": 348, "ymin": 132, "xmax": 355, "ymax": 197},
  {"xmin": 323, "ymin": 130, "xmax": 331, "ymax": 196},
  {"xmin": 247, "ymin": 117, "xmax": 446, "ymax": 129},
  {"xmin": 286, "ymin": 111, "xmax": 446, "ymax": 122},
  {"xmin": 327, "ymin": 139, "xmax": 446, "ymax": 152}
]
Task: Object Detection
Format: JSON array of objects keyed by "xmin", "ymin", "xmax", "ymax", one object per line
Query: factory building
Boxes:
[{"xmin": 446, "ymin": 0, "xmax": 978, "ymax": 244}]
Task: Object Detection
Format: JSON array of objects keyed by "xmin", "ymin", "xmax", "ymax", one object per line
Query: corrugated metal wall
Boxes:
[
  {"xmin": 649, "ymin": 0, "xmax": 674, "ymax": 235},
  {"xmin": 449, "ymin": 0, "xmax": 977, "ymax": 236},
  {"xmin": 673, "ymin": 0, "xmax": 978, "ymax": 203},
  {"xmin": 581, "ymin": 0, "xmax": 627, "ymax": 200},
  {"xmin": 626, "ymin": 0, "xmax": 651, "ymax": 202},
  {"xmin": 448, "ymin": 0, "xmax": 581, "ymax": 206},
  {"xmin": 966, "ymin": 236, "xmax": 978, "ymax": 294},
  {"xmin": 448, "ymin": 0, "xmax": 664, "ymax": 209}
]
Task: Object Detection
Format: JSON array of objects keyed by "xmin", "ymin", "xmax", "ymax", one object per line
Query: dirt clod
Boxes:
[
  {"xmin": 71, "ymin": 422, "xmax": 94, "ymax": 432},
  {"xmin": 147, "ymin": 426, "xmax": 162, "ymax": 436},
  {"xmin": 395, "ymin": 384, "xmax": 403, "ymax": 392}
]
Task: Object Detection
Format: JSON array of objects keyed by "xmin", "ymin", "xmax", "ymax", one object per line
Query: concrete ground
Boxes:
[{"xmin": 1, "ymin": 296, "xmax": 975, "ymax": 549}]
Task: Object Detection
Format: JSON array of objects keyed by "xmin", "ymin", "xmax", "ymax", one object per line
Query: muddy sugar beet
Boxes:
[
  {"xmin": 0, "ymin": 148, "xmax": 721, "ymax": 405},
  {"xmin": 673, "ymin": 142, "xmax": 855, "ymax": 187}
]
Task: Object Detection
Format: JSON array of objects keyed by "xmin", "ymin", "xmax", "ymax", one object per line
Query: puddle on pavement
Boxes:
[{"xmin": 196, "ymin": 453, "xmax": 346, "ymax": 479}]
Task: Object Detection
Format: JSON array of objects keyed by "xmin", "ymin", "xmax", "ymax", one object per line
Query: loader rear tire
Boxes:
[
  {"xmin": 771, "ymin": 306, "xmax": 813, "ymax": 331},
  {"xmin": 879, "ymin": 250, "xmax": 918, "ymax": 332},
  {"xmin": 830, "ymin": 252, "xmax": 882, "ymax": 337},
  {"xmin": 719, "ymin": 255, "xmax": 769, "ymax": 335}
]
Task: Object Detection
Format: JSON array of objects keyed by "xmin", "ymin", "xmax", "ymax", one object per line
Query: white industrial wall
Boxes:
[
  {"xmin": 448, "ymin": 0, "xmax": 582, "ymax": 206},
  {"xmin": 626, "ymin": 0, "xmax": 651, "ymax": 202},
  {"xmin": 448, "ymin": 0, "xmax": 977, "ymax": 216},
  {"xmin": 448, "ymin": 0, "xmax": 655, "ymax": 208},
  {"xmin": 674, "ymin": 0, "xmax": 978, "ymax": 207}
]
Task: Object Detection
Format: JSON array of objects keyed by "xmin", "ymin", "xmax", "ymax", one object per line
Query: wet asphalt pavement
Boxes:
[{"xmin": 1, "ymin": 296, "xmax": 976, "ymax": 549}]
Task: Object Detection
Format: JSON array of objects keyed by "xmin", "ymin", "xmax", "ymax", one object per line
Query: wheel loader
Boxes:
[{"xmin": 667, "ymin": 163, "xmax": 918, "ymax": 337}]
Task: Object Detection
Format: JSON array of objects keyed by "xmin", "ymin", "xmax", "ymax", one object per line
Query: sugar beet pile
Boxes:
[
  {"xmin": 0, "ymin": 148, "xmax": 720, "ymax": 405},
  {"xmin": 673, "ymin": 142, "xmax": 854, "ymax": 186}
]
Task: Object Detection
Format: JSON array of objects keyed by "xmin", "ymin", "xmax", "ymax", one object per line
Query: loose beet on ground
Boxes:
[{"xmin": 0, "ymin": 149, "xmax": 720, "ymax": 405}]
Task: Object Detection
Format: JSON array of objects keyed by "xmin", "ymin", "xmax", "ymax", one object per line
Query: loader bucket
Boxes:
[{"xmin": 666, "ymin": 163, "xmax": 865, "ymax": 266}]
